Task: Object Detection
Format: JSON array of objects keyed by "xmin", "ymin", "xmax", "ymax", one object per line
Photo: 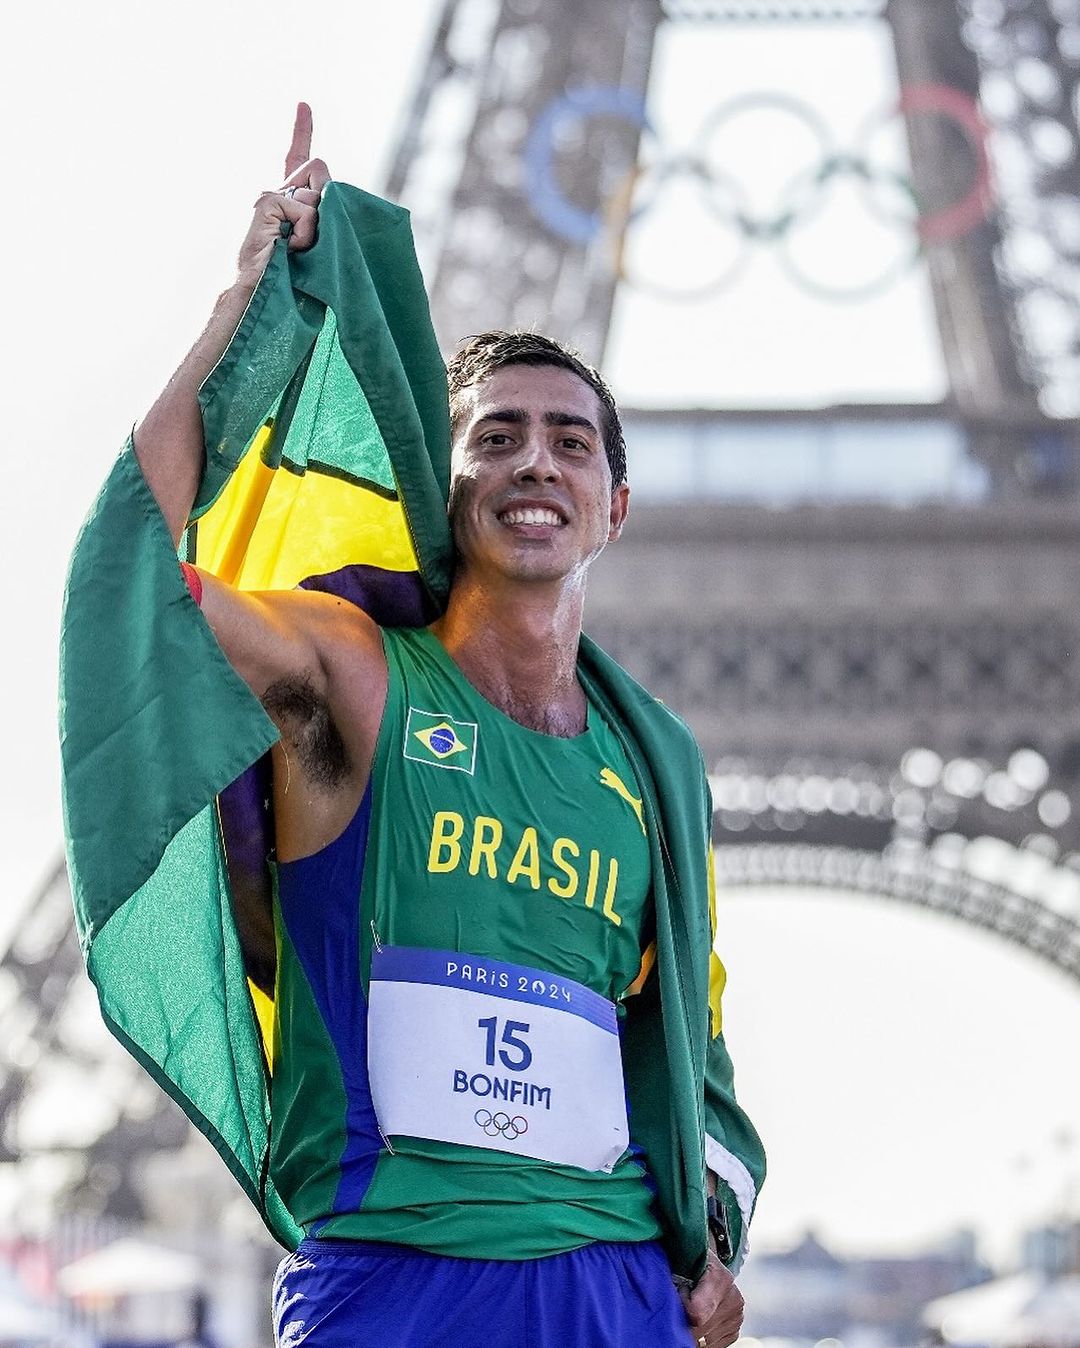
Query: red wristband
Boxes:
[{"xmin": 179, "ymin": 561, "xmax": 203, "ymax": 607}]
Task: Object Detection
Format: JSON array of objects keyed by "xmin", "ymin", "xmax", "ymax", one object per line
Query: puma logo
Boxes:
[{"xmin": 600, "ymin": 767, "xmax": 646, "ymax": 835}]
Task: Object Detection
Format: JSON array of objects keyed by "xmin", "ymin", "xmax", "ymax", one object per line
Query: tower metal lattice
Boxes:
[{"xmin": 16, "ymin": 0, "xmax": 1080, "ymax": 1221}]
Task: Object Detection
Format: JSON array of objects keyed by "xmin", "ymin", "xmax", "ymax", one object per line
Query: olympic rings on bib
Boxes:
[
  {"xmin": 524, "ymin": 81, "xmax": 993, "ymax": 302},
  {"xmin": 474, "ymin": 1109, "xmax": 529, "ymax": 1140}
]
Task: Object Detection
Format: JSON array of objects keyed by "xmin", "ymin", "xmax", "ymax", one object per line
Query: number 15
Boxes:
[{"xmin": 478, "ymin": 1016, "xmax": 533, "ymax": 1071}]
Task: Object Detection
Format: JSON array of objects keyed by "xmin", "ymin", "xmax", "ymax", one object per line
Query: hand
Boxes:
[
  {"xmin": 235, "ymin": 101, "xmax": 332, "ymax": 289},
  {"xmin": 679, "ymin": 1249, "xmax": 745, "ymax": 1348}
]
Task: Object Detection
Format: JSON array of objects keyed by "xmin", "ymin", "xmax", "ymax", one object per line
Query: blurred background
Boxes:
[{"xmin": 6, "ymin": 0, "xmax": 1080, "ymax": 1344}]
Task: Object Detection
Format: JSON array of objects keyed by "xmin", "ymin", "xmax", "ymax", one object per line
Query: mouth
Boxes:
[{"xmin": 496, "ymin": 506, "xmax": 567, "ymax": 528}]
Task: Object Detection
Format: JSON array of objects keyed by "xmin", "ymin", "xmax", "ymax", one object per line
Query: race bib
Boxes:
[{"xmin": 367, "ymin": 946, "xmax": 629, "ymax": 1173}]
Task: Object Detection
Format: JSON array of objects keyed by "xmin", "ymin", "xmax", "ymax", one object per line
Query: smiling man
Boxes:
[{"xmin": 123, "ymin": 108, "xmax": 764, "ymax": 1348}]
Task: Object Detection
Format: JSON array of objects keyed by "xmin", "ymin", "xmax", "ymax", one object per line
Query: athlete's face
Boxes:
[{"xmin": 448, "ymin": 365, "xmax": 629, "ymax": 587}]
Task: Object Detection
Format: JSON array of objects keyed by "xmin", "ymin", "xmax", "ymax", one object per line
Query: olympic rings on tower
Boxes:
[{"xmin": 524, "ymin": 82, "xmax": 994, "ymax": 302}]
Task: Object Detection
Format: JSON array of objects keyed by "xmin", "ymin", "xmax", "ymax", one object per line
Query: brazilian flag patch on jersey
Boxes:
[{"xmin": 404, "ymin": 707, "xmax": 479, "ymax": 774}]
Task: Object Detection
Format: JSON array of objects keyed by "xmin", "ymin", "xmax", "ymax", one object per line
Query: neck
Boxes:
[{"xmin": 432, "ymin": 570, "xmax": 587, "ymax": 737}]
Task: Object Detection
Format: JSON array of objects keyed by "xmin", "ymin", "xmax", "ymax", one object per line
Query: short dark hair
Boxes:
[{"xmin": 446, "ymin": 331, "xmax": 627, "ymax": 488}]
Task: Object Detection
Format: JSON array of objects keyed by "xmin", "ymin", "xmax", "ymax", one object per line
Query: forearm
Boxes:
[{"xmin": 133, "ymin": 279, "xmax": 256, "ymax": 546}]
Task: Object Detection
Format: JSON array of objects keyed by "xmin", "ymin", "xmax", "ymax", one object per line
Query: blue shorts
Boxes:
[{"xmin": 273, "ymin": 1238, "xmax": 696, "ymax": 1347}]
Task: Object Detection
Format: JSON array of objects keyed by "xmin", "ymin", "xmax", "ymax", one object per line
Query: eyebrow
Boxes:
[{"xmin": 476, "ymin": 408, "xmax": 599, "ymax": 436}]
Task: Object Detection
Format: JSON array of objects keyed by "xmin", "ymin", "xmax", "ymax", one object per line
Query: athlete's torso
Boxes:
[{"xmin": 268, "ymin": 625, "xmax": 663, "ymax": 1259}]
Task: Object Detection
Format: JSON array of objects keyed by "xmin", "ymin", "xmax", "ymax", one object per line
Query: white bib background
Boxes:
[{"xmin": 367, "ymin": 946, "xmax": 630, "ymax": 1173}]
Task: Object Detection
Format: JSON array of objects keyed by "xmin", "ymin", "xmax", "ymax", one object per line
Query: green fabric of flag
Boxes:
[{"xmin": 61, "ymin": 184, "xmax": 453, "ymax": 1248}]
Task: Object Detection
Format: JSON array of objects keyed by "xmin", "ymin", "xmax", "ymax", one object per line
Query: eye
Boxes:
[
  {"xmin": 558, "ymin": 436, "xmax": 590, "ymax": 453},
  {"xmin": 479, "ymin": 432, "xmax": 515, "ymax": 448}
]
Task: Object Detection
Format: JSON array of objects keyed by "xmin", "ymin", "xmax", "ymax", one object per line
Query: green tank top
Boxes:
[{"xmin": 270, "ymin": 625, "xmax": 662, "ymax": 1258}]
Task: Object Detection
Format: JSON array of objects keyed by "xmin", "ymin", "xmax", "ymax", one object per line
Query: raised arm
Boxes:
[
  {"xmin": 129, "ymin": 105, "xmax": 387, "ymax": 803},
  {"xmin": 134, "ymin": 103, "xmax": 329, "ymax": 544}
]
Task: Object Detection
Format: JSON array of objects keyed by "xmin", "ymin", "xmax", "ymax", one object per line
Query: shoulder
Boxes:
[
  {"xmin": 580, "ymin": 634, "xmax": 704, "ymax": 757},
  {"xmin": 258, "ymin": 586, "xmax": 385, "ymax": 651},
  {"xmin": 579, "ymin": 634, "xmax": 710, "ymax": 828}
]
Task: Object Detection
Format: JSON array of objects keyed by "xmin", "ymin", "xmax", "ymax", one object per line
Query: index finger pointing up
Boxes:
[{"xmin": 284, "ymin": 102, "xmax": 313, "ymax": 179}]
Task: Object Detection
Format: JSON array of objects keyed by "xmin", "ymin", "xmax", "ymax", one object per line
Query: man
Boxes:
[{"xmin": 113, "ymin": 106, "xmax": 762, "ymax": 1346}]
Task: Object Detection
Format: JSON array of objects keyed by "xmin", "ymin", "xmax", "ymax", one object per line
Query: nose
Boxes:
[{"xmin": 513, "ymin": 432, "xmax": 561, "ymax": 485}]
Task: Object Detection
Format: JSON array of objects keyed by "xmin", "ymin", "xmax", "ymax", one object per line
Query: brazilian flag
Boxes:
[
  {"xmin": 404, "ymin": 708, "xmax": 478, "ymax": 772},
  {"xmin": 59, "ymin": 184, "xmax": 453, "ymax": 1247}
]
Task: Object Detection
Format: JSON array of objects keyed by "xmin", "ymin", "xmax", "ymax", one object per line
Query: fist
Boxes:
[
  {"xmin": 680, "ymin": 1250, "xmax": 745, "ymax": 1348},
  {"xmin": 236, "ymin": 102, "xmax": 331, "ymax": 289}
]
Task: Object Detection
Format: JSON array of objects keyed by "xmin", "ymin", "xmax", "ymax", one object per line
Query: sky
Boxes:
[{"xmin": 6, "ymin": 0, "xmax": 1080, "ymax": 1272}]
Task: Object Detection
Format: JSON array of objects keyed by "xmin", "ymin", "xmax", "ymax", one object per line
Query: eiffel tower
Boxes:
[{"xmin": 14, "ymin": 0, "xmax": 1080, "ymax": 1225}]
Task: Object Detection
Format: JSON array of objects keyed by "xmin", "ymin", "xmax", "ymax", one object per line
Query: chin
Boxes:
[
  {"xmin": 500, "ymin": 549, "xmax": 579, "ymax": 585},
  {"xmin": 462, "ymin": 528, "xmax": 593, "ymax": 585}
]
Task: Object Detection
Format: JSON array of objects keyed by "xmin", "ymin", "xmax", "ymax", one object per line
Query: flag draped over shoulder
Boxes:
[{"xmin": 59, "ymin": 184, "xmax": 453, "ymax": 1248}]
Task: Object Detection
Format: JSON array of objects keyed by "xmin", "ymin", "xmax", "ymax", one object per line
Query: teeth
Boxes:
[{"xmin": 500, "ymin": 508, "xmax": 562, "ymax": 526}]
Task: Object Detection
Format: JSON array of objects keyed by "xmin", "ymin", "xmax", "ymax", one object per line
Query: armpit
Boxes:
[{"xmin": 261, "ymin": 675, "xmax": 351, "ymax": 789}]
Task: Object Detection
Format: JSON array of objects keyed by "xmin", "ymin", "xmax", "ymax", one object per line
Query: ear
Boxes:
[{"xmin": 607, "ymin": 483, "xmax": 630, "ymax": 543}]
